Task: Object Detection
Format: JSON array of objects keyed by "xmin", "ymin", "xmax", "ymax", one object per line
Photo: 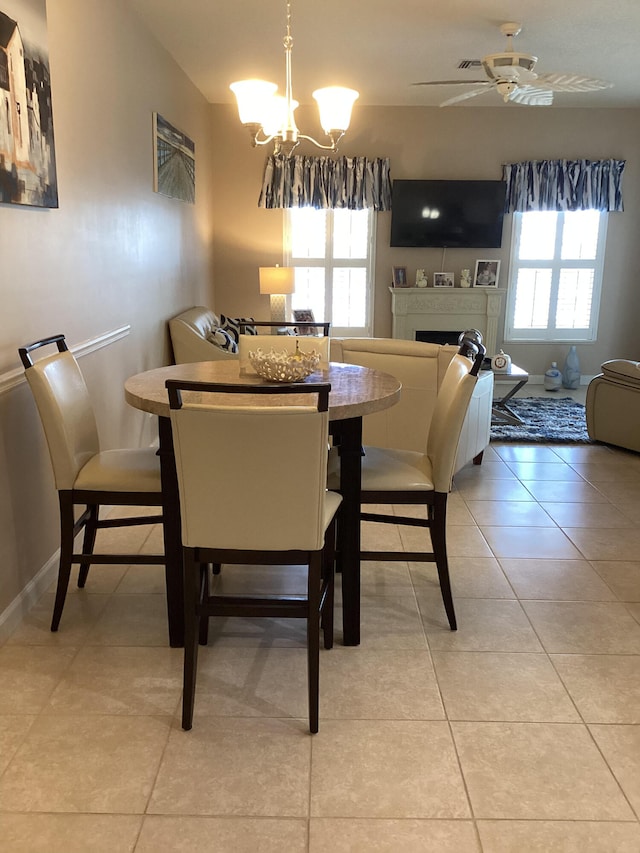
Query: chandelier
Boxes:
[{"xmin": 230, "ymin": 0, "xmax": 359, "ymax": 157}]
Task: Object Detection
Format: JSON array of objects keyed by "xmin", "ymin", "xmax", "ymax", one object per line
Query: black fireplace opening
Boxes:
[{"xmin": 416, "ymin": 330, "xmax": 463, "ymax": 346}]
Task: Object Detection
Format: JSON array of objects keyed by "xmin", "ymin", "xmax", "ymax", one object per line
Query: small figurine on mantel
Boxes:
[
  {"xmin": 460, "ymin": 269, "xmax": 472, "ymax": 288},
  {"xmin": 415, "ymin": 269, "xmax": 428, "ymax": 287}
]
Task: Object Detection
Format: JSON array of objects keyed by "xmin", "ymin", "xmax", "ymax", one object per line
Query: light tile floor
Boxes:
[{"xmin": 2, "ymin": 387, "xmax": 640, "ymax": 851}]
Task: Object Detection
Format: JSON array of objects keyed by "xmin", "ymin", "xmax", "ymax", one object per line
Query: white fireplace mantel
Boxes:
[{"xmin": 390, "ymin": 287, "xmax": 504, "ymax": 355}]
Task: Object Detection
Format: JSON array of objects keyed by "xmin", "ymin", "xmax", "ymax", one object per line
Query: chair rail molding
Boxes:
[
  {"xmin": 0, "ymin": 325, "xmax": 131, "ymax": 396},
  {"xmin": 390, "ymin": 287, "xmax": 504, "ymax": 356}
]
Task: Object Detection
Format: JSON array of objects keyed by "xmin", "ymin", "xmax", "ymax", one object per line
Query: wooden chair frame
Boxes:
[
  {"xmin": 166, "ymin": 379, "xmax": 338, "ymax": 733},
  {"xmin": 19, "ymin": 335, "xmax": 165, "ymax": 632}
]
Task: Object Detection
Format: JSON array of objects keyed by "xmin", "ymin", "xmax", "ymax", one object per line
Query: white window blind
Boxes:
[
  {"xmin": 505, "ymin": 210, "xmax": 607, "ymax": 342},
  {"xmin": 285, "ymin": 208, "xmax": 375, "ymax": 337}
]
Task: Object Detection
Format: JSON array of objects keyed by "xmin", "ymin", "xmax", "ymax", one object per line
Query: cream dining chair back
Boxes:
[
  {"xmin": 19, "ymin": 335, "xmax": 165, "ymax": 633},
  {"xmin": 327, "ymin": 340, "xmax": 485, "ymax": 631},
  {"xmin": 166, "ymin": 379, "xmax": 342, "ymax": 733}
]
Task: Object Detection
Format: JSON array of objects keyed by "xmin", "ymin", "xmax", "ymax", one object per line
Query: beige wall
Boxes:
[
  {"xmin": 1, "ymin": 2, "xmax": 639, "ymax": 626},
  {"xmin": 0, "ymin": 0, "xmax": 214, "ymax": 623},
  {"xmin": 212, "ymin": 103, "xmax": 640, "ymax": 374}
]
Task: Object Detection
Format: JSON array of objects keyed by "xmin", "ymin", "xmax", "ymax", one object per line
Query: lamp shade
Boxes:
[
  {"xmin": 259, "ymin": 266, "xmax": 295, "ymax": 295},
  {"xmin": 312, "ymin": 86, "xmax": 359, "ymax": 133},
  {"xmin": 230, "ymin": 80, "xmax": 278, "ymax": 125},
  {"xmin": 262, "ymin": 95, "xmax": 299, "ymax": 136}
]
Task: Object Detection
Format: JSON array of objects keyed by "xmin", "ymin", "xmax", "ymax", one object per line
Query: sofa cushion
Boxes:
[
  {"xmin": 219, "ymin": 315, "xmax": 258, "ymax": 343},
  {"xmin": 206, "ymin": 327, "xmax": 238, "ymax": 353}
]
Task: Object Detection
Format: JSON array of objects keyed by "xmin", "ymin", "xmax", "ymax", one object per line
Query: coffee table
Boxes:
[{"xmin": 491, "ymin": 364, "xmax": 529, "ymax": 425}]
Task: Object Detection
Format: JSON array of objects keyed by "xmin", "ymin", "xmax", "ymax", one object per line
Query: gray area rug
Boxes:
[{"xmin": 491, "ymin": 396, "xmax": 591, "ymax": 443}]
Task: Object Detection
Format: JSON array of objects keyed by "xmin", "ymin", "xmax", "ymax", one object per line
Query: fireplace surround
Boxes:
[{"xmin": 390, "ymin": 287, "xmax": 504, "ymax": 356}]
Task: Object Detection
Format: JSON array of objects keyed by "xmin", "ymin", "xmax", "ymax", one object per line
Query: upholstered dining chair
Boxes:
[
  {"xmin": 328, "ymin": 340, "xmax": 485, "ymax": 631},
  {"xmin": 19, "ymin": 335, "xmax": 165, "ymax": 632},
  {"xmin": 166, "ymin": 379, "xmax": 341, "ymax": 733}
]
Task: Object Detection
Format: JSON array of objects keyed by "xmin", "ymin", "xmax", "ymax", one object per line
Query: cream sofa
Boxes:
[
  {"xmin": 169, "ymin": 307, "xmax": 238, "ymax": 364},
  {"xmin": 586, "ymin": 359, "xmax": 640, "ymax": 453},
  {"xmin": 330, "ymin": 337, "xmax": 494, "ymax": 471}
]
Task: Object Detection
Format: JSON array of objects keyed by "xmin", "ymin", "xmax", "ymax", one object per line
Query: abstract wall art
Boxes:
[{"xmin": 0, "ymin": 0, "xmax": 58, "ymax": 207}]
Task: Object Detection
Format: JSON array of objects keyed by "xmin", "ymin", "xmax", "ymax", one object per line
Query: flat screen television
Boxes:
[{"xmin": 390, "ymin": 179, "xmax": 507, "ymax": 248}]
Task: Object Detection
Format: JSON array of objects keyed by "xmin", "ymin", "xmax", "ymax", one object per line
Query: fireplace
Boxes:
[
  {"xmin": 416, "ymin": 330, "xmax": 463, "ymax": 346},
  {"xmin": 390, "ymin": 287, "xmax": 504, "ymax": 356}
]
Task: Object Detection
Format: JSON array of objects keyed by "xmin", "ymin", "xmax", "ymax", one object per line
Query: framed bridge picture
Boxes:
[{"xmin": 153, "ymin": 113, "xmax": 195, "ymax": 203}]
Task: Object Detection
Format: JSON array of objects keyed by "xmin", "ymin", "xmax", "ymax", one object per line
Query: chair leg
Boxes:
[
  {"xmin": 78, "ymin": 504, "xmax": 99, "ymax": 588},
  {"xmin": 430, "ymin": 494, "xmax": 457, "ymax": 631},
  {"xmin": 182, "ymin": 552, "xmax": 201, "ymax": 730},
  {"xmin": 198, "ymin": 563, "xmax": 210, "ymax": 646},
  {"xmin": 51, "ymin": 493, "xmax": 76, "ymax": 632},
  {"xmin": 321, "ymin": 520, "xmax": 336, "ymax": 651},
  {"xmin": 307, "ymin": 551, "xmax": 322, "ymax": 734}
]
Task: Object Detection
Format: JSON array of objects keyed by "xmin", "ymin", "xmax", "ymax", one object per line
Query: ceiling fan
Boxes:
[{"xmin": 412, "ymin": 22, "xmax": 612, "ymax": 106}]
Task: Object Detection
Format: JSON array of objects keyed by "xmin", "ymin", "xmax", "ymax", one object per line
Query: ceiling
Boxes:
[{"xmin": 129, "ymin": 0, "xmax": 640, "ymax": 109}]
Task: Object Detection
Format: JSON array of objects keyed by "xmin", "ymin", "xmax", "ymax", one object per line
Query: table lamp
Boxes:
[{"xmin": 259, "ymin": 265, "xmax": 295, "ymax": 324}]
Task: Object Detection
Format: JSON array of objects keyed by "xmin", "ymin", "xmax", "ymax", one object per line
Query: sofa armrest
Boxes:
[{"xmin": 169, "ymin": 307, "xmax": 238, "ymax": 364}]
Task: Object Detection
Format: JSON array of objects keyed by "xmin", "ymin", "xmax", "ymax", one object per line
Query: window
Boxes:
[
  {"xmin": 284, "ymin": 208, "xmax": 375, "ymax": 337},
  {"xmin": 505, "ymin": 210, "xmax": 607, "ymax": 342}
]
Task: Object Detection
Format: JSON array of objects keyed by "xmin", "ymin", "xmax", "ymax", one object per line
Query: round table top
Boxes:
[{"xmin": 125, "ymin": 361, "xmax": 402, "ymax": 421}]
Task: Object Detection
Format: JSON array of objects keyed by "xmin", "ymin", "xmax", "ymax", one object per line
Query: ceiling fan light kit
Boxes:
[
  {"xmin": 230, "ymin": 0, "xmax": 358, "ymax": 157},
  {"xmin": 412, "ymin": 21, "xmax": 612, "ymax": 107}
]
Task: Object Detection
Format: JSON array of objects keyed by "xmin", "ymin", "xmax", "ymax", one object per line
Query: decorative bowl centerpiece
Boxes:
[{"xmin": 248, "ymin": 342, "xmax": 321, "ymax": 383}]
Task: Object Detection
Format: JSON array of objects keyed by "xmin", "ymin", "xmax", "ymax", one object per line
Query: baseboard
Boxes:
[
  {"xmin": 528, "ymin": 374, "xmax": 595, "ymax": 386},
  {"xmin": 0, "ymin": 551, "xmax": 59, "ymax": 643}
]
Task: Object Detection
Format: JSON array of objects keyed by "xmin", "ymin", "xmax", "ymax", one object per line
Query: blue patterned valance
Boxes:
[
  {"xmin": 258, "ymin": 155, "xmax": 392, "ymax": 210},
  {"xmin": 503, "ymin": 159, "xmax": 625, "ymax": 213}
]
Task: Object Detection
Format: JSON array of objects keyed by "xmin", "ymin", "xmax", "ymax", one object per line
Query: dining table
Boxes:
[{"xmin": 124, "ymin": 360, "xmax": 401, "ymax": 648}]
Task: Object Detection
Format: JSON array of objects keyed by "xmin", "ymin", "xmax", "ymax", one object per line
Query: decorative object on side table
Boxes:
[
  {"xmin": 248, "ymin": 342, "xmax": 321, "ymax": 382},
  {"xmin": 562, "ymin": 345, "xmax": 581, "ymax": 389},
  {"xmin": 415, "ymin": 269, "xmax": 428, "ymax": 287},
  {"xmin": 292, "ymin": 308, "xmax": 316, "ymax": 335},
  {"xmin": 544, "ymin": 361, "xmax": 563, "ymax": 391},
  {"xmin": 433, "ymin": 272, "xmax": 454, "ymax": 287},
  {"xmin": 491, "ymin": 350, "xmax": 512, "ymax": 373}
]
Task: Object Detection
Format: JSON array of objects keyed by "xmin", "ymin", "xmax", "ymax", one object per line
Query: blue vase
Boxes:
[{"xmin": 562, "ymin": 346, "xmax": 581, "ymax": 390}]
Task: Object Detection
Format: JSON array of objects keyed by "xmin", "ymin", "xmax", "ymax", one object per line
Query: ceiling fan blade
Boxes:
[
  {"xmin": 411, "ymin": 80, "xmax": 487, "ymax": 87},
  {"xmin": 440, "ymin": 85, "xmax": 492, "ymax": 107},
  {"xmin": 535, "ymin": 72, "xmax": 613, "ymax": 92},
  {"xmin": 509, "ymin": 85, "xmax": 554, "ymax": 106}
]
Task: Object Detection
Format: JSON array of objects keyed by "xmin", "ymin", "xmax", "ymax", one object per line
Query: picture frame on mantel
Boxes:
[
  {"xmin": 391, "ymin": 266, "xmax": 408, "ymax": 287},
  {"xmin": 433, "ymin": 272, "xmax": 455, "ymax": 288},
  {"xmin": 474, "ymin": 260, "xmax": 501, "ymax": 287}
]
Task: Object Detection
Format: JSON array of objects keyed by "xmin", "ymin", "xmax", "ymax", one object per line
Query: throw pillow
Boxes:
[
  {"xmin": 206, "ymin": 327, "xmax": 238, "ymax": 353},
  {"xmin": 219, "ymin": 315, "xmax": 257, "ymax": 344}
]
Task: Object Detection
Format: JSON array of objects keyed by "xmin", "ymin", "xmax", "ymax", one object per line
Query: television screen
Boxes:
[{"xmin": 390, "ymin": 180, "xmax": 507, "ymax": 248}]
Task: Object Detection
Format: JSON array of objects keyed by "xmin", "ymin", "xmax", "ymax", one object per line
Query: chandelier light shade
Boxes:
[
  {"xmin": 230, "ymin": 0, "xmax": 359, "ymax": 157},
  {"xmin": 259, "ymin": 265, "xmax": 295, "ymax": 324}
]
